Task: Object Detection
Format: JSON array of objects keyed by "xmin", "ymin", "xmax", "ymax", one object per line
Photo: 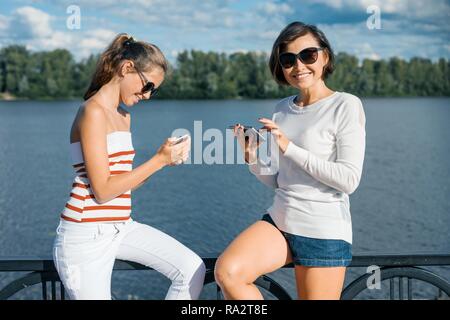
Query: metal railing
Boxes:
[{"xmin": 0, "ymin": 253, "xmax": 449, "ymax": 300}]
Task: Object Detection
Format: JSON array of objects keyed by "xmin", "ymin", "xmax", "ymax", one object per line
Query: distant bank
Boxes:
[{"xmin": 1, "ymin": 46, "xmax": 449, "ymax": 101}]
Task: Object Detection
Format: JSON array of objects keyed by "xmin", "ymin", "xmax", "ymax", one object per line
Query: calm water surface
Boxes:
[{"xmin": 0, "ymin": 97, "xmax": 449, "ymax": 299}]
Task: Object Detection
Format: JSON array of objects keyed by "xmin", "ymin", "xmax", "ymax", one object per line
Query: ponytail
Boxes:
[{"xmin": 83, "ymin": 33, "xmax": 168, "ymax": 100}]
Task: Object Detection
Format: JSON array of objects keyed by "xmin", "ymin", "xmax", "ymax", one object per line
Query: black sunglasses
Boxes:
[
  {"xmin": 279, "ymin": 47, "xmax": 324, "ymax": 69},
  {"xmin": 136, "ymin": 68, "xmax": 158, "ymax": 96}
]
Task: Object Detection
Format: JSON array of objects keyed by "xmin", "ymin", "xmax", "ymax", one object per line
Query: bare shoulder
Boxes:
[
  {"xmin": 76, "ymin": 100, "xmax": 108, "ymax": 136},
  {"xmin": 70, "ymin": 102, "xmax": 102, "ymax": 142},
  {"xmin": 71, "ymin": 101, "xmax": 108, "ymax": 143},
  {"xmin": 81, "ymin": 100, "xmax": 107, "ymax": 120},
  {"xmin": 77, "ymin": 100, "xmax": 108, "ymax": 131}
]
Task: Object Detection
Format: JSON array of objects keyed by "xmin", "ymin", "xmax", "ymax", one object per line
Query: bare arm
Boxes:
[
  {"xmin": 79, "ymin": 103, "xmax": 189, "ymax": 203},
  {"xmin": 131, "ymin": 177, "xmax": 149, "ymax": 192}
]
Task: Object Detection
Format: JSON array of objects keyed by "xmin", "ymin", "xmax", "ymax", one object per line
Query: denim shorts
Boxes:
[{"xmin": 261, "ymin": 214, "xmax": 352, "ymax": 267}]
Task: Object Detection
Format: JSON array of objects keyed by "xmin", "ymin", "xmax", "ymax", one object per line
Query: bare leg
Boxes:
[
  {"xmin": 295, "ymin": 266, "xmax": 347, "ymax": 300},
  {"xmin": 215, "ymin": 220, "xmax": 292, "ymax": 300}
]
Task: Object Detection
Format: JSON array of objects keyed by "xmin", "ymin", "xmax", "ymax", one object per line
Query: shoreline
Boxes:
[{"xmin": 1, "ymin": 95, "xmax": 449, "ymax": 102}]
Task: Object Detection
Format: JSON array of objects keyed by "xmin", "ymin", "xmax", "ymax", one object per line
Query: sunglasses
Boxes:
[
  {"xmin": 136, "ymin": 68, "xmax": 158, "ymax": 96},
  {"xmin": 279, "ymin": 47, "xmax": 324, "ymax": 69}
]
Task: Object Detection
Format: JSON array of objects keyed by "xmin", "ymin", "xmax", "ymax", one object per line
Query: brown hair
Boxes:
[
  {"xmin": 83, "ymin": 33, "xmax": 168, "ymax": 100},
  {"xmin": 269, "ymin": 22, "xmax": 335, "ymax": 86}
]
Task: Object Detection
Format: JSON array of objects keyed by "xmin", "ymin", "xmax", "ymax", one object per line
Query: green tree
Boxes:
[
  {"xmin": 0, "ymin": 45, "xmax": 30, "ymax": 97},
  {"xmin": 0, "ymin": 45, "xmax": 448, "ymax": 100}
]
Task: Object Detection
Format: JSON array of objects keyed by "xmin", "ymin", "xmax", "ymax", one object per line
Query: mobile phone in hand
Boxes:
[
  {"xmin": 228, "ymin": 125, "xmax": 266, "ymax": 142},
  {"xmin": 171, "ymin": 134, "xmax": 190, "ymax": 145}
]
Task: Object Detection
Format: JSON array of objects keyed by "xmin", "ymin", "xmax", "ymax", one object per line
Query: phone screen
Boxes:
[
  {"xmin": 172, "ymin": 134, "xmax": 189, "ymax": 145},
  {"xmin": 249, "ymin": 128, "xmax": 266, "ymax": 141}
]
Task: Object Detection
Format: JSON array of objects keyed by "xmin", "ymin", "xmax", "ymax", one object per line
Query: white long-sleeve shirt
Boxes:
[{"xmin": 249, "ymin": 91, "xmax": 366, "ymax": 244}]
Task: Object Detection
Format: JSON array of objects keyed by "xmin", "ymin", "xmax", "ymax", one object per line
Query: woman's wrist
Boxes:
[
  {"xmin": 278, "ymin": 136, "xmax": 290, "ymax": 154},
  {"xmin": 152, "ymin": 153, "xmax": 168, "ymax": 169},
  {"xmin": 244, "ymin": 149, "xmax": 258, "ymax": 165}
]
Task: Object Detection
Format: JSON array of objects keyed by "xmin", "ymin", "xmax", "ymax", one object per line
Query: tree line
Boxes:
[{"xmin": 0, "ymin": 45, "xmax": 448, "ymax": 100}]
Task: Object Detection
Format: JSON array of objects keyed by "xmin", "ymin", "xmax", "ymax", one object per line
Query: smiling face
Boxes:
[
  {"xmin": 119, "ymin": 62, "xmax": 165, "ymax": 107},
  {"xmin": 281, "ymin": 33, "xmax": 329, "ymax": 91}
]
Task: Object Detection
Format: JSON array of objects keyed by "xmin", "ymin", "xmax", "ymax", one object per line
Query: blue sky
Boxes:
[{"xmin": 0, "ymin": 0, "xmax": 449, "ymax": 62}]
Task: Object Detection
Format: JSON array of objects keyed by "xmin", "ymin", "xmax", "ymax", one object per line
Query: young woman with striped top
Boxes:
[{"xmin": 52, "ymin": 34, "xmax": 206, "ymax": 300}]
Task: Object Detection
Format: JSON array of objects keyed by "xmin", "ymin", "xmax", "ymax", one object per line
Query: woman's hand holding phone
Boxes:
[
  {"xmin": 258, "ymin": 118, "xmax": 290, "ymax": 154},
  {"xmin": 156, "ymin": 134, "xmax": 191, "ymax": 167},
  {"xmin": 231, "ymin": 124, "xmax": 263, "ymax": 164}
]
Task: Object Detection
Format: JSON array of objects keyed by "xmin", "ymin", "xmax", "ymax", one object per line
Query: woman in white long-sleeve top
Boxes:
[{"xmin": 215, "ymin": 22, "xmax": 366, "ymax": 300}]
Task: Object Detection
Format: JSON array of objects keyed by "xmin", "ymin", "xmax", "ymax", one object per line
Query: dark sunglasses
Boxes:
[
  {"xmin": 279, "ymin": 47, "xmax": 324, "ymax": 69},
  {"xmin": 136, "ymin": 68, "xmax": 158, "ymax": 96}
]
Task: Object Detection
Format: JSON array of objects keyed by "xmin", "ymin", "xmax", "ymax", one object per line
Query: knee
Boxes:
[
  {"xmin": 214, "ymin": 255, "xmax": 247, "ymax": 288},
  {"xmin": 180, "ymin": 254, "xmax": 206, "ymax": 283},
  {"xmin": 195, "ymin": 257, "xmax": 207, "ymax": 279}
]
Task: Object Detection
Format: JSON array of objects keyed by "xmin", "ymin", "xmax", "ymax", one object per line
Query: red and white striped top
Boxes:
[{"xmin": 61, "ymin": 131, "xmax": 135, "ymax": 223}]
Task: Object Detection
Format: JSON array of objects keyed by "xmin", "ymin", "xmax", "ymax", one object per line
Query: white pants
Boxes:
[{"xmin": 52, "ymin": 218, "xmax": 206, "ymax": 300}]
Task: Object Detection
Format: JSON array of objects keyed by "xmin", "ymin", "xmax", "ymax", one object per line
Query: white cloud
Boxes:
[
  {"xmin": 23, "ymin": 30, "xmax": 117, "ymax": 59},
  {"xmin": 26, "ymin": 31, "xmax": 71, "ymax": 51},
  {"xmin": 77, "ymin": 29, "xmax": 117, "ymax": 57},
  {"xmin": 41, "ymin": 0, "xmax": 287, "ymax": 33},
  {"xmin": 125, "ymin": 2, "xmax": 240, "ymax": 30},
  {"xmin": 0, "ymin": 6, "xmax": 118, "ymax": 60},
  {"xmin": 223, "ymin": 16, "xmax": 234, "ymax": 28},
  {"xmin": 318, "ymin": 20, "xmax": 449, "ymax": 61},
  {"xmin": 0, "ymin": 14, "xmax": 9, "ymax": 33},
  {"xmin": 259, "ymin": 2, "xmax": 292, "ymax": 15},
  {"xmin": 12, "ymin": 6, "xmax": 53, "ymax": 39},
  {"xmin": 309, "ymin": 0, "xmax": 403, "ymax": 12},
  {"xmin": 353, "ymin": 43, "xmax": 381, "ymax": 61},
  {"xmin": 303, "ymin": 0, "xmax": 449, "ymax": 19},
  {"xmin": 1, "ymin": 1, "xmax": 448, "ymax": 62},
  {"xmin": 93, "ymin": 0, "xmax": 290, "ymax": 55}
]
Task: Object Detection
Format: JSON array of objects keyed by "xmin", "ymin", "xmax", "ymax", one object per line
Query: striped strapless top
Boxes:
[{"xmin": 61, "ymin": 131, "xmax": 135, "ymax": 223}]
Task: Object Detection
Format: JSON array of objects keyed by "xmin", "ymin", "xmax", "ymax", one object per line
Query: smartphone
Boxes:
[
  {"xmin": 171, "ymin": 134, "xmax": 190, "ymax": 145},
  {"xmin": 228, "ymin": 125, "xmax": 266, "ymax": 142}
]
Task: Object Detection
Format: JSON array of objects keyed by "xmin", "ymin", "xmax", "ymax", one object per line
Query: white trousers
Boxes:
[{"xmin": 52, "ymin": 218, "xmax": 206, "ymax": 300}]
